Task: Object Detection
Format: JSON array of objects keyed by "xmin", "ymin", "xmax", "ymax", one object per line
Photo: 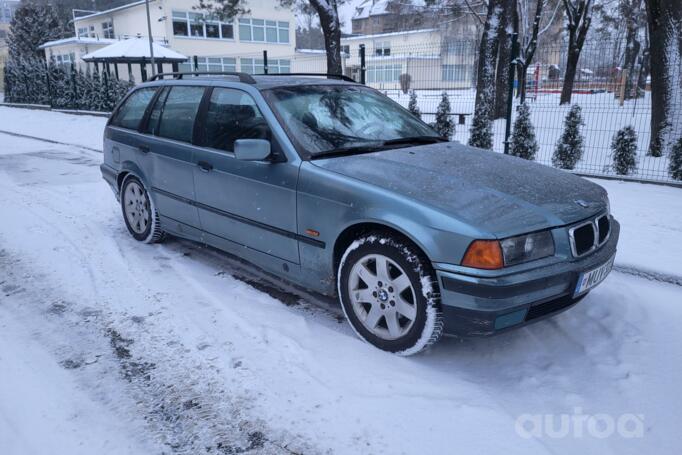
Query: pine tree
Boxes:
[
  {"xmin": 552, "ymin": 105, "xmax": 585, "ymax": 169},
  {"xmin": 468, "ymin": 99, "xmax": 493, "ymax": 149},
  {"xmin": 3, "ymin": 60, "xmax": 13, "ymax": 103},
  {"xmin": 91, "ymin": 66, "xmax": 106, "ymax": 111},
  {"xmin": 434, "ymin": 91, "xmax": 454, "ymax": 139},
  {"xmin": 509, "ymin": 103, "xmax": 539, "ymax": 160},
  {"xmin": 408, "ymin": 90, "xmax": 421, "ymax": 120},
  {"xmin": 611, "ymin": 126, "xmax": 638, "ymax": 175},
  {"xmin": 669, "ymin": 138, "xmax": 682, "ymax": 181},
  {"xmin": 49, "ymin": 62, "xmax": 69, "ymax": 109},
  {"xmin": 8, "ymin": 2, "xmax": 61, "ymax": 61}
]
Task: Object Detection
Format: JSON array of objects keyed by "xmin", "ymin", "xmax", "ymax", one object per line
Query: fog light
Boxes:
[{"xmin": 494, "ymin": 309, "xmax": 527, "ymax": 330}]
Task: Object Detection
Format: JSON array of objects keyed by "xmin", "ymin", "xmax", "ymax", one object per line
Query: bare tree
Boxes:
[
  {"xmin": 473, "ymin": 0, "xmax": 503, "ymax": 120},
  {"xmin": 620, "ymin": 0, "xmax": 645, "ymax": 99},
  {"xmin": 515, "ymin": 0, "xmax": 562, "ymax": 102},
  {"xmin": 646, "ymin": 0, "xmax": 682, "ymax": 156},
  {"xmin": 492, "ymin": 0, "xmax": 518, "ymax": 119},
  {"xmin": 560, "ymin": 0, "xmax": 593, "ymax": 104}
]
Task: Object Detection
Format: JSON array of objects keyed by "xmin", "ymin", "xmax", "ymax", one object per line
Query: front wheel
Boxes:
[
  {"xmin": 120, "ymin": 175, "xmax": 165, "ymax": 243},
  {"xmin": 338, "ymin": 234, "xmax": 443, "ymax": 355}
]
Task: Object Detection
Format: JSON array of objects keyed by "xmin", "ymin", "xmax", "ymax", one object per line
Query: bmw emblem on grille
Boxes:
[{"xmin": 574, "ymin": 199, "xmax": 590, "ymax": 208}]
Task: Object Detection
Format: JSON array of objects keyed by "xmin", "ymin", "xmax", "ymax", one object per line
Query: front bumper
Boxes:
[{"xmin": 436, "ymin": 219, "xmax": 620, "ymax": 336}]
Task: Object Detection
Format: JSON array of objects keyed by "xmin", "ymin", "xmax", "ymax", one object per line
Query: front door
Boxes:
[{"xmin": 191, "ymin": 87, "xmax": 300, "ymax": 264}]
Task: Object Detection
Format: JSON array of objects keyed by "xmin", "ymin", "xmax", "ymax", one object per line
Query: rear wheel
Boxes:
[
  {"xmin": 338, "ymin": 234, "xmax": 443, "ymax": 355},
  {"xmin": 120, "ymin": 176, "xmax": 165, "ymax": 243}
]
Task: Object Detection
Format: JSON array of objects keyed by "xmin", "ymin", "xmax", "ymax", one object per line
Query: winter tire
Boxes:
[
  {"xmin": 338, "ymin": 234, "xmax": 443, "ymax": 355},
  {"xmin": 120, "ymin": 175, "xmax": 165, "ymax": 243}
]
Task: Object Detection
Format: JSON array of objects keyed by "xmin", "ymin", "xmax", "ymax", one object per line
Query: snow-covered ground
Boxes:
[{"xmin": 1, "ymin": 107, "xmax": 681, "ymax": 454}]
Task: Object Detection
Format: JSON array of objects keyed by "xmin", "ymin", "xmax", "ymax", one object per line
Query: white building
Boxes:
[
  {"xmin": 39, "ymin": 0, "xmax": 297, "ymax": 79},
  {"xmin": 338, "ymin": 28, "xmax": 478, "ymax": 91}
]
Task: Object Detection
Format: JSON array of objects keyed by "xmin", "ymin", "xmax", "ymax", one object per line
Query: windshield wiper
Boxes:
[
  {"xmin": 380, "ymin": 136, "xmax": 448, "ymax": 146},
  {"xmin": 310, "ymin": 142, "xmax": 385, "ymax": 159},
  {"xmin": 311, "ymin": 136, "xmax": 447, "ymax": 159}
]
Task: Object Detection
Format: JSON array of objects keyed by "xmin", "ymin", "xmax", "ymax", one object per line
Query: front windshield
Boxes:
[{"xmin": 263, "ymin": 84, "xmax": 440, "ymax": 157}]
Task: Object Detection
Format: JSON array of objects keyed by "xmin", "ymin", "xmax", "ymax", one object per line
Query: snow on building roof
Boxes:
[
  {"xmin": 352, "ymin": 0, "xmax": 425, "ymax": 20},
  {"xmin": 296, "ymin": 49, "xmax": 327, "ymax": 54},
  {"xmin": 353, "ymin": 0, "xmax": 390, "ymax": 19},
  {"xmin": 39, "ymin": 37, "xmax": 117, "ymax": 49},
  {"xmin": 81, "ymin": 38, "xmax": 187, "ymax": 63},
  {"xmin": 73, "ymin": 0, "xmax": 148, "ymax": 22},
  {"xmin": 341, "ymin": 28, "xmax": 437, "ymax": 41}
]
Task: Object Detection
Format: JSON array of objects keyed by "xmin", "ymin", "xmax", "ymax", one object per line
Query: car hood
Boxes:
[{"xmin": 311, "ymin": 142, "xmax": 608, "ymax": 237}]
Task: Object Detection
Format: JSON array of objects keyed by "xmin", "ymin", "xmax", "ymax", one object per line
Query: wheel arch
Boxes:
[
  {"xmin": 116, "ymin": 161, "xmax": 149, "ymax": 193},
  {"xmin": 332, "ymin": 221, "xmax": 433, "ymax": 277}
]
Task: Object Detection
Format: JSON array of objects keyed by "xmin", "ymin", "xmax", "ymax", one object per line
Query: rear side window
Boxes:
[
  {"xmin": 202, "ymin": 87, "xmax": 270, "ymax": 152},
  {"xmin": 144, "ymin": 87, "xmax": 170, "ymax": 134},
  {"xmin": 111, "ymin": 87, "xmax": 156, "ymax": 130},
  {"xmin": 157, "ymin": 86, "xmax": 205, "ymax": 143}
]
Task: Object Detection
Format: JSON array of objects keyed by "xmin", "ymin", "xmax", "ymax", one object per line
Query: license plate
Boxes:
[{"xmin": 574, "ymin": 256, "xmax": 614, "ymax": 296}]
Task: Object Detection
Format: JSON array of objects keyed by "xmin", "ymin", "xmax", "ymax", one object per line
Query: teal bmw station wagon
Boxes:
[{"xmin": 101, "ymin": 72, "xmax": 619, "ymax": 355}]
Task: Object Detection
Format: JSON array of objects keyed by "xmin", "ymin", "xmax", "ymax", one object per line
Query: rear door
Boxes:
[
  {"xmin": 105, "ymin": 86, "xmax": 158, "ymax": 183},
  {"xmin": 191, "ymin": 86, "xmax": 300, "ymax": 264},
  {"xmin": 142, "ymin": 84, "xmax": 206, "ymax": 231}
]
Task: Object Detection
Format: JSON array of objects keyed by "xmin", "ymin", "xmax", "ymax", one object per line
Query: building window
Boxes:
[
  {"xmin": 54, "ymin": 53, "xmax": 75, "ymax": 69},
  {"xmin": 179, "ymin": 57, "xmax": 237, "ymax": 73},
  {"xmin": 366, "ymin": 64, "xmax": 401, "ymax": 83},
  {"xmin": 240, "ymin": 58, "xmax": 290, "ymax": 74},
  {"xmin": 341, "ymin": 45, "xmax": 350, "ymax": 56},
  {"xmin": 102, "ymin": 21, "xmax": 114, "ymax": 39},
  {"xmin": 442, "ymin": 64, "xmax": 468, "ymax": 82},
  {"xmin": 238, "ymin": 18, "xmax": 289, "ymax": 43},
  {"xmin": 172, "ymin": 11, "xmax": 233, "ymax": 40},
  {"xmin": 374, "ymin": 41, "xmax": 390, "ymax": 56},
  {"xmin": 77, "ymin": 25, "xmax": 95, "ymax": 38}
]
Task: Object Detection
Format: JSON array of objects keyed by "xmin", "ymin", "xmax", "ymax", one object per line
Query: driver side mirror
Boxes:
[{"xmin": 234, "ymin": 139, "xmax": 271, "ymax": 161}]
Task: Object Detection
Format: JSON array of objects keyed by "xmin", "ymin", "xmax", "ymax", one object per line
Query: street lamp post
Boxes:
[{"xmin": 145, "ymin": 0, "xmax": 156, "ymax": 75}]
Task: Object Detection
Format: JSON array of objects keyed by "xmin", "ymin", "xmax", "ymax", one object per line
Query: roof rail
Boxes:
[
  {"xmin": 148, "ymin": 72, "xmax": 357, "ymax": 84},
  {"xmin": 263, "ymin": 73, "xmax": 356, "ymax": 83},
  {"xmin": 149, "ymin": 71, "xmax": 257, "ymax": 84}
]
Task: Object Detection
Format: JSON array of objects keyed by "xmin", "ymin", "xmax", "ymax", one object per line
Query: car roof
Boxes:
[{"xmin": 140, "ymin": 74, "xmax": 358, "ymax": 91}]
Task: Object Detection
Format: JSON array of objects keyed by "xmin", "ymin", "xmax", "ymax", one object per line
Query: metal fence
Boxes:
[{"xmin": 198, "ymin": 38, "xmax": 677, "ymax": 184}]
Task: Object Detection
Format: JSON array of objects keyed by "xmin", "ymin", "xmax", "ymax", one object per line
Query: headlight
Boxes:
[{"xmin": 500, "ymin": 231, "xmax": 555, "ymax": 266}]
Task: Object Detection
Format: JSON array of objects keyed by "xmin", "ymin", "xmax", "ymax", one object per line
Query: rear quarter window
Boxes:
[{"xmin": 110, "ymin": 87, "xmax": 157, "ymax": 130}]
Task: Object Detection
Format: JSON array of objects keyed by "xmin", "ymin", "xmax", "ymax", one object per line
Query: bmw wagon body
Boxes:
[{"xmin": 101, "ymin": 73, "xmax": 619, "ymax": 355}]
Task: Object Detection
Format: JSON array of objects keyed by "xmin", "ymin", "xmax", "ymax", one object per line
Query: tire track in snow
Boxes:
[
  {"xmin": 0, "ymin": 129, "xmax": 102, "ymax": 153},
  {"xmin": 0, "ymin": 174, "xmax": 316, "ymax": 454},
  {"xmin": 0, "ymin": 236, "xmax": 313, "ymax": 455}
]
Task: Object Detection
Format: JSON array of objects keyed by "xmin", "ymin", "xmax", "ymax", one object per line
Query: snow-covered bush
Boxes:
[
  {"xmin": 434, "ymin": 91, "xmax": 454, "ymax": 139},
  {"xmin": 552, "ymin": 105, "xmax": 585, "ymax": 170},
  {"xmin": 509, "ymin": 103, "xmax": 539, "ymax": 160},
  {"xmin": 611, "ymin": 126, "xmax": 638, "ymax": 175},
  {"xmin": 2, "ymin": 58, "xmax": 132, "ymax": 111},
  {"xmin": 408, "ymin": 90, "xmax": 421, "ymax": 120},
  {"xmin": 669, "ymin": 138, "xmax": 682, "ymax": 181},
  {"xmin": 468, "ymin": 100, "xmax": 493, "ymax": 149}
]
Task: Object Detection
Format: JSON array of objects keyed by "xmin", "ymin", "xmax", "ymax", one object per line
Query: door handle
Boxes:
[
  {"xmin": 138, "ymin": 145, "xmax": 150, "ymax": 154},
  {"xmin": 197, "ymin": 160, "xmax": 213, "ymax": 172}
]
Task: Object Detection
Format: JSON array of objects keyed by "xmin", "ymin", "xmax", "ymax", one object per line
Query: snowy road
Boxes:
[{"xmin": 1, "ymin": 109, "xmax": 682, "ymax": 454}]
